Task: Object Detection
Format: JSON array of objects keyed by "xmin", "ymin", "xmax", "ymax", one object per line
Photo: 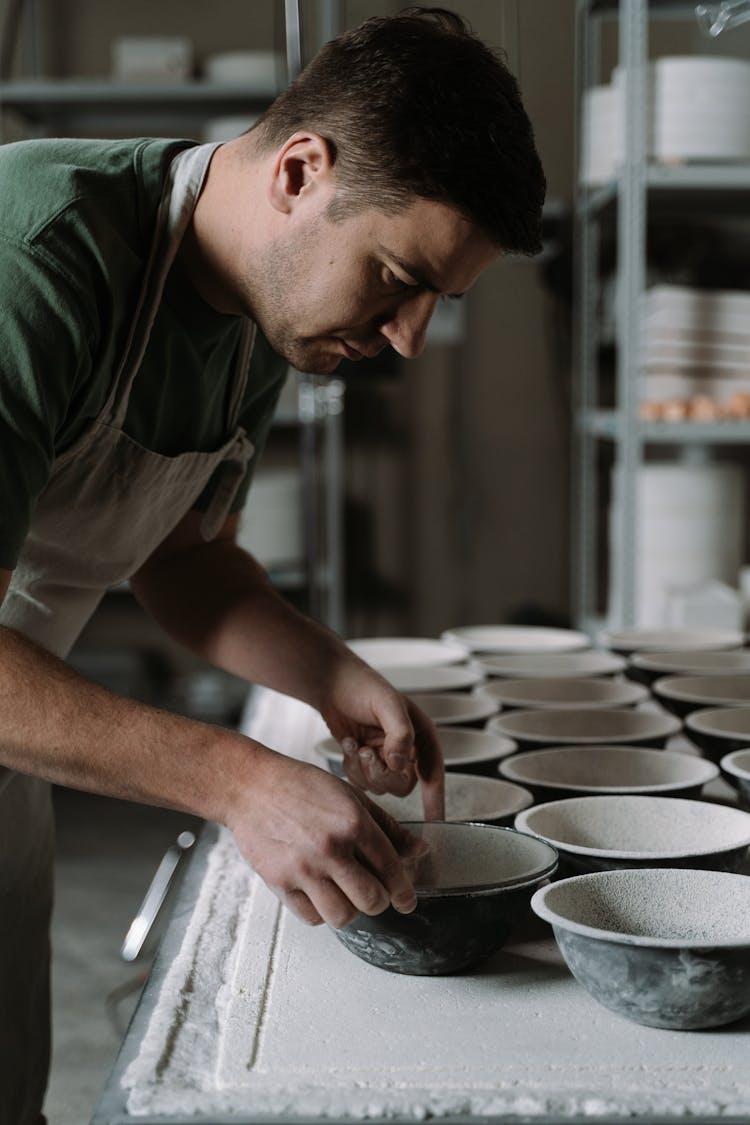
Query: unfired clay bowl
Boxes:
[
  {"xmin": 515, "ymin": 794, "xmax": 750, "ymax": 876},
  {"xmin": 371, "ymin": 771, "xmax": 533, "ymax": 827},
  {"xmin": 476, "ymin": 650, "xmax": 626, "ymax": 679},
  {"xmin": 686, "ymin": 706, "xmax": 750, "ymax": 764},
  {"xmin": 486, "ymin": 708, "xmax": 681, "ymax": 751},
  {"xmin": 531, "ymin": 868, "xmax": 750, "ymax": 1029},
  {"xmin": 627, "ymin": 647, "xmax": 750, "ymax": 688},
  {"xmin": 719, "ymin": 748, "xmax": 750, "ymax": 810},
  {"xmin": 475, "ymin": 677, "xmax": 648, "ymax": 712},
  {"xmin": 334, "ymin": 822, "xmax": 557, "ymax": 976},
  {"xmin": 407, "ymin": 691, "xmax": 498, "ymax": 727},
  {"xmin": 498, "ymin": 745, "xmax": 718, "ymax": 802},
  {"xmin": 653, "ymin": 674, "xmax": 750, "ymax": 719},
  {"xmin": 313, "ymin": 726, "xmax": 517, "ymax": 780}
]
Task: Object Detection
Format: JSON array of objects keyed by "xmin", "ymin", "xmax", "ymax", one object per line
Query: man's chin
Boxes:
[{"xmin": 277, "ymin": 341, "xmax": 344, "ymax": 377}]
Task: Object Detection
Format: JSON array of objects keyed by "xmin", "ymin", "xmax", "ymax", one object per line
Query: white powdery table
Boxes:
[{"xmin": 121, "ymin": 688, "xmax": 750, "ymax": 1122}]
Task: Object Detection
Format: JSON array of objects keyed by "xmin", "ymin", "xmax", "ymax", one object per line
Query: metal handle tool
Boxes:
[{"xmin": 120, "ymin": 830, "xmax": 196, "ymax": 962}]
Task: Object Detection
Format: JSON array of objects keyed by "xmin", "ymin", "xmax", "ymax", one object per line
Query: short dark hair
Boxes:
[{"xmin": 253, "ymin": 7, "xmax": 545, "ymax": 255}]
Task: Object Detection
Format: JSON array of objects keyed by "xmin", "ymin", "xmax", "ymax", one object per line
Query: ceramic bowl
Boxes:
[
  {"xmin": 516, "ymin": 794, "xmax": 750, "ymax": 876},
  {"xmin": 487, "ymin": 708, "xmax": 681, "ymax": 751},
  {"xmin": 440, "ymin": 625, "xmax": 590, "ymax": 655},
  {"xmin": 531, "ymin": 867, "xmax": 750, "ymax": 1029},
  {"xmin": 313, "ymin": 726, "xmax": 517, "ymax": 779},
  {"xmin": 476, "ymin": 650, "xmax": 626, "ymax": 679},
  {"xmin": 599, "ymin": 627, "xmax": 744, "ymax": 657},
  {"xmin": 475, "ymin": 677, "xmax": 648, "ymax": 712},
  {"xmin": 719, "ymin": 748, "xmax": 750, "ymax": 810},
  {"xmin": 407, "ymin": 691, "xmax": 498, "ymax": 727},
  {"xmin": 347, "ymin": 636, "xmax": 468, "ymax": 669},
  {"xmin": 627, "ymin": 647, "xmax": 750, "ymax": 688},
  {"xmin": 379, "ymin": 663, "xmax": 485, "ymax": 694},
  {"xmin": 653, "ymin": 674, "xmax": 750, "ymax": 719},
  {"xmin": 370, "ymin": 771, "xmax": 533, "ymax": 827},
  {"xmin": 498, "ymin": 745, "xmax": 718, "ymax": 802},
  {"xmin": 686, "ymin": 706, "xmax": 750, "ymax": 764},
  {"xmin": 334, "ymin": 821, "xmax": 558, "ymax": 975}
]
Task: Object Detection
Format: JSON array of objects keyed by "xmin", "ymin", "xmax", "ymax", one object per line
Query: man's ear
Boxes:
[{"xmin": 268, "ymin": 132, "xmax": 335, "ymax": 214}]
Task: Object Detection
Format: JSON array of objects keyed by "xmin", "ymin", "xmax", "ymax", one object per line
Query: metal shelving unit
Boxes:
[
  {"xmin": 0, "ymin": 2, "xmax": 346, "ymax": 634},
  {"xmin": 573, "ymin": 0, "xmax": 750, "ymax": 633}
]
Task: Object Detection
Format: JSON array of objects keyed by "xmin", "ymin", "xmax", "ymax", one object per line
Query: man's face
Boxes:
[{"xmin": 248, "ymin": 195, "xmax": 500, "ymax": 375}]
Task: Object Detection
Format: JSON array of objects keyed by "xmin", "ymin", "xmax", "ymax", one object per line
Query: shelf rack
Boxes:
[{"xmin": 573, "ymin": 0, "xmax": 750, "ymax": 634}]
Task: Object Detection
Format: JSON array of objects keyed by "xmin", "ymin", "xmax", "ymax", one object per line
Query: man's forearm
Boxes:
[{"xmin": 0, "ymin": 623, "xmax": 251, "ymax": 822}]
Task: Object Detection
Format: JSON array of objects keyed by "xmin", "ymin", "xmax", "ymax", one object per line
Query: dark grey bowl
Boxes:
[
  {"xmin": 487, "ymin": 707, "xmax": 681, "ymax": 751},
  {"xmin": 720, "ymin": 748, "xmax": 750, "ymax": 811},
  {"xmin": 516, "ymin": 794, "xmax": 750, "ymax": 876},
  {"xmin": 532, "ymin": 868, "xmax": 750, "ymax": 1030},
  {"xmin": 475, "ymin": 676, "xmax": 648, "ymax": 712},
  {"xmin": 498, "ymin": 744, "xmax": 718, "ymax": 803},
  {"xmin": 627, "ymin": 648, "xmax": 750, "ymax": 688},
  {"xmin": 685, "ymin": 706, "xmax": 750, "ymax": 764},
  {"xmin": 334, "ymin": 822, "xmax": 558, "ymax": 976},
  {"xmin": 653, "ymin": 674, "xmax": 750, "ymax": 719}
]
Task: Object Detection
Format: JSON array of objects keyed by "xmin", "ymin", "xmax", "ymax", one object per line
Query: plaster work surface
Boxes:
[{"xmin": 120, "ymin": 689, "xmax": 750, "ymax": 1122}]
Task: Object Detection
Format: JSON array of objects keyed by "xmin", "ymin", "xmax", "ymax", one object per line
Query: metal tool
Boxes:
[{"xmin": 120, "ymin": 830, "xmax": 196, "ymax": 962}]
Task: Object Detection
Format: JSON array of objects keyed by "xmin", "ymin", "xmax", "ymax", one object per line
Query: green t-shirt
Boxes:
[{"xmin": 0, "ymin": 136, "xmax": 288, "ymax": 570}]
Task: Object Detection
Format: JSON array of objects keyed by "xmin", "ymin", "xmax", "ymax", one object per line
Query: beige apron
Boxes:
[{"xmin": 0, "ymin": 142, "xmax": 256, "ymax": 1124}]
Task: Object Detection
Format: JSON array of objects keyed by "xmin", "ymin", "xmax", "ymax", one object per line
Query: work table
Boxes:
[{"xmin": 92, "ymin": 687, "xmax": 750, "ymax": 1125}]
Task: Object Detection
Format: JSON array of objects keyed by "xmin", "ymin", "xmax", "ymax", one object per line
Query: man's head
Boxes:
[{"xmin": 253, "ymin": 7, "xmax": 545, "ymax": 256}]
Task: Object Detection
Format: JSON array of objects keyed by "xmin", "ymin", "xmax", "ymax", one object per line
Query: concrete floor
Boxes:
[{"xmin": 46, "ymin": 786, "xmax": 202, "ymax": 1125}]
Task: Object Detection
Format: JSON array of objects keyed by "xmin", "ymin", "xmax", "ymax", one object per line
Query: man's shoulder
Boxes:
[{"xmin": 0, "ymin": 137, "xmax": 193, "ymax": 248}]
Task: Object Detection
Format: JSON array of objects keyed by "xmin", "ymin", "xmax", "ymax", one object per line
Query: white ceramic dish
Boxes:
[
  {"xmin": 487, "ymin": 707, "xmax": 681, "ymax": 750},
  {"xmin": 499, "ymin": 744, "xmax": 718, "ymax": 800},
  {"xmin": 440, "ymin": 625, "xmax": 589, "ymax": 655},
  {"xmin": 628, "ymin": 647, "xmax": 750, "ymax": 686},
  {"xmin": 474, "ymin": 677, "xmax": 648, "ymax": 711},
  {"xmin": 599, "ymin": 627, "xmax": 744, "ymax": 655},
  {"xmin": 476, "ymin": 650, "xmax": 625, "ymax": 679},
  {"xmin": 370, "ymin": 771, "xmax": 533, "ymax": 826},
  {"xmin": 347, "ymin": 636, "xmax": 468, "ymax": 669},
  {"xmin": 407, "ymin": 691, "xmax": 498, "ymax": 726},
  {"xmin": 515, "ymin": 795, "xmax": 750, "ymax": 873},
  {"xmin": 378, "ymin": 663, "xmax": 484, "ymax": 694},
  {"xmin": 313, "ymin": 726, "xmax": 517, "ymax": 778}
]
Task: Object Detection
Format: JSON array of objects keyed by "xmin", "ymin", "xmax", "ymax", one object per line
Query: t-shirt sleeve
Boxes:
[{"xmin": 0, "ymin": 237, "xmax": 93, "ymax": 569}]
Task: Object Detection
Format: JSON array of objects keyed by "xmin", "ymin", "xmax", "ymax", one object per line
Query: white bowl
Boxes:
[
  {"xmin": 628, "ymin": 648, "xmax": 750, "ymax": 686},
  {"xmin": 370, "ymin": 772, "xmax": 532, "ymax": 826},
  {"xmin": 599, "ymin": 627, "xmax": 744, "ymax": 655},
  {"xmin": 487, "ymin": 707, "xmax": 681, "ymax": 751},
  {"xmin": 474, "ymin": 677, "xmax": 647, "ymax": 711},
  {"xmin": 378, "ymin": 663, "xmax": 485, "ymax": 694},
  {"xmin": 531, "ymin": 868, "xmax": 750, "ymax": 1029},
  {"xmin": 516, "ymin": 794, "xmax": 750, "ymax": 874},
  {"xmin": 720, "ymin": 748, "xmax": 750, "ymax": 810},
  {"xmin": 476, "ymin": 650, "xmax": 626, "ymax": 679},
  {"xmin": 408, "ymin": 692, "xmax": 498, "ymax": 726},
  {"xmin": 347, "ymin": 636, "xmax": 468, "ymax": 669},
  {"xmin": 499, "ymin": 745, "xmax": 718, "ymax": 800},
  {"xmin": 440, "ymin": 625, "xmax": 590, "ymax": 655},
  {"xmin": 313, "ymin": 726, "xmax": 517, "ymax": 779}
]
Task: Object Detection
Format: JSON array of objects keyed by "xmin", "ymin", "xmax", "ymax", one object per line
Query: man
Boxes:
[{"xmin": 0, "ymin": 6, "xmax": 545, "ymax": 1121}]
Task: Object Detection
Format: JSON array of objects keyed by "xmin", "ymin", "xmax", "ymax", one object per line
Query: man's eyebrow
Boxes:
[{"xmin": 380, "ymin": 245, "xmax": 464, "ymax": 299}]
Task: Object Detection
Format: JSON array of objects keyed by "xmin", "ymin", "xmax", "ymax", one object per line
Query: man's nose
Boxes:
[{"xmin": 379, "ymin": 291, "xmax": 440, "ymax": 359}]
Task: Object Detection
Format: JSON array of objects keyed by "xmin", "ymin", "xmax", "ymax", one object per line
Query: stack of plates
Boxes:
[
  {"xmin": 581, "ymin": 55, "xmax": 750, "ymax": 186},
  {"xmin": 640, "ymin": 286, "xmax": 750, "ymax": 418}
]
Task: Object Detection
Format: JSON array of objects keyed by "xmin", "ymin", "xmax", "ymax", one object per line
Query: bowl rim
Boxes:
[
  {"xmin": 598, "ymin": 628, "xmax": 746, "ymax": 653},
  {"xmin": 440, "ymin": 625, "xmax": 590, "ymax": 654},
  {"xmin": 487, "ymin": 707, "xmax": 682, "ymax": 742},
  {"xmin": 476, "ymin": 651, "xmax": 626, "ymax": 678},
  {"xmin": 686, "ymin": 705, "xmax": 750, "ymax": 738},
  {"xmin": 313, "ymin": 728, "xmax": 518, "ymax": 768},
  {"xmin": 371, "ymin": 772, "xmax": 534, "ymax": 822},
  {"xmin": 720, "ymin": 747, "xmax": 750, "ymax": 779},
  {"xmin": 653, "ymin": 674, "xmax": 750, "ymax": 707},
  {"xmin": 407, "ymin": 690, "xmax": 499, "ymax": 724},
  {"xmin": 474, "ymin": 677, "xmax": 649, "ymax": 709},
  {"xmin": 498, "ymin": 744, "xmax": 718, "ymax": 793},
  {"xmin": 400, "ymin": 821, "xmax": 558, "ymax": 897},
  {"xmin": 531, "ymin": 868, "xmax": 750, "ymax": 948},
  {"xmin": 515, "ymin": 794, "xmax": 750, "ymax": 859},
  {"xmin": 630, "ymin": 649, "xmax": 750, "ymax": 675}
]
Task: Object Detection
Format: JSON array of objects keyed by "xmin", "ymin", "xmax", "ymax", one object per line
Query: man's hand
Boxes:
[
  {"xmin": 227, "ymin": 748, "xmax": 429, "ymax": 927},
  {"xmin": 320, "ymin": 658, "xmax": 445, "ymax": 821}
]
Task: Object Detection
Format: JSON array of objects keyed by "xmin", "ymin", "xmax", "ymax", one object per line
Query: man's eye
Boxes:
[{"xmin": 383, "ymin": 267, "xmax": 410, "ymax": 290}]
